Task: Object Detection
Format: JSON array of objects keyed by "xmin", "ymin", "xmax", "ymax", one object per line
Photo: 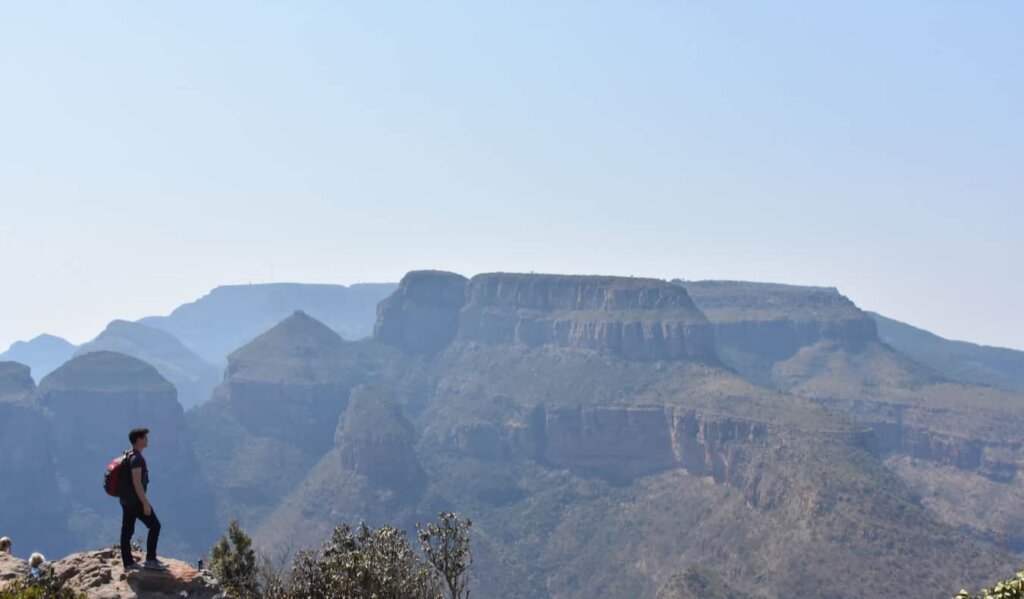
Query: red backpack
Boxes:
[{"xmin": 103, "ymin": 450, "xmax": 132, "ymax": 497}]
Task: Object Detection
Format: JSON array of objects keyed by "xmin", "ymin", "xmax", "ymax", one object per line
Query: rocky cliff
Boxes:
[
  {"xmin": 0, "ymin": 361, "xmax": 35, "ymax": 402},
  {"xmin": 375, "ymin": 272, "xmax": 718, "ymax": 361},
  {"xmin": 0, "ymin": 385, "xmax": 66, "ymax": 555},
  {"xmin": 374, "ymin": 270, "xmax": 468, "ymax": 353},
  {"xmin": 682, "ymin": 280, "xmax": 878, "ymax": 363},
  {"xmin": 335, "ymin": 385, "xmax": 424, "ymax": 490}
]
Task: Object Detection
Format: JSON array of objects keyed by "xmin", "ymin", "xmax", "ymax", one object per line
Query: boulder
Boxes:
[{"xmin": 50, "ymin": 548, "xmax": 225, "ymax": 598}]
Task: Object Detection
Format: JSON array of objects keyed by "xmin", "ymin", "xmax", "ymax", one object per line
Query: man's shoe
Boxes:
[
  {"xmin": 124, "ymin": 562, "xmax": 139, "ymax": 571},
  {"xmin": 142, "ymin": 560, "xmax": 169, "ymax": 571}
]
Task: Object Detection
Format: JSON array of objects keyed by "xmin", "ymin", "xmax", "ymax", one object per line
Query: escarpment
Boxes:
[
  {"xmin": 682, "ymin": 280, "xmax": 878, "ymax": 363},
  {"xmin": 376, "ymin": 271, "xmax": 718, "ymax": 361}
]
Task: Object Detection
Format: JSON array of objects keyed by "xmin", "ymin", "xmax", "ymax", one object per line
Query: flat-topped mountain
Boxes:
[
  {"xmin": 0, "ymin": 334, "xmax": 77, "ymax": 381},
  {"xmin": 76, "ymin": 320, "xmax": 221, "ymax": 409},
  {"xmin": 183, "ymin": 282, "xmax": 1014, "ymax": 598},
  {"xmin": 376, "ymin": 271, "xmax": 717, "ymax": 361},
  {"xmin": 141, "ymin": 282, "xmax": 397, "ymax": 365}
]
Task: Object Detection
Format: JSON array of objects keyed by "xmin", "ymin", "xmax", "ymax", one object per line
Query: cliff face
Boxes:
[
  {"xmin": 374, "ymin": 271, "xmax": 468, "ymax": 353},
  {"xmin": 37, "ymin": 351, "xmax": 216, "ymax": 554},
  {"xmin": 335, "ymin": 385, "xmax": 424, "ymax": 491},
  {"xmin": 375, "ymin": 272, "xmax": 718, "ymax": 362},
  {"xmin": 0, "ymin": 397, "xmax": 65, "ymax": 555},
  {"xmin": 0, "ymin": 361, "xmax": 35, "ymax": 401},
  {"xmin": 682, "ymin": 280, "xmax": 878, "ymax": 362}
]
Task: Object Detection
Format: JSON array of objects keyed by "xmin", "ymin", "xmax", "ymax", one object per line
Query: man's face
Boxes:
[{"xmin": 140, "ymin": 434, "xmax": 149, "ymax": 449}]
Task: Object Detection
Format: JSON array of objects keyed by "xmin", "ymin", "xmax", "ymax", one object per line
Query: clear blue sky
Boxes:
[{"xmin": 1, "ymin": 1, "xmax": 1021, "ymax": 351}]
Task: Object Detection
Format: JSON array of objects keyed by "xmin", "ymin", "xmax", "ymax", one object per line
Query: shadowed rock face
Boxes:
[
  {"xmin": 335, "ymin": 385, "xmax": 424, "ymax": 491},
  {"xmin": 0, "ymin": 361, "xmax": 35, "ymax": 401},
  {"xmin": 375, "ymin": 272, "xmax": 718, "ymax": 361},
  {"xmin": 0, "ymin": 399, "xmax": 65, "ymax": 555},
  {"xmin": 374, "ymin": 271, "xmax": 468, "ymax": 353},
  {"xmin": 37, "ymin": 351, "xmax": 216, "ymax": 554}
]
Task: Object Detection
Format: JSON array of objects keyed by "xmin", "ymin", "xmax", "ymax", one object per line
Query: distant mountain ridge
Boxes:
[
  {"xmin": 870, "ymin": 311, "xmax": 1024, "ymax": 392},
  {"xmin": 0, "ymin": 334, "xmax": 77, "ymax": 381},
  {"xmin": 76, "ymin": 320, "xmax": 221, "ymax": 409},
  {"xmin": 139, "ymin": 282, "xmax": 397, "ymax": 365}
]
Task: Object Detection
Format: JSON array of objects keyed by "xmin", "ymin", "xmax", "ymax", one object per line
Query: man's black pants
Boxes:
[{"xmin": 120, "ymin": 502, "xmax": 160, "ymax": 566}]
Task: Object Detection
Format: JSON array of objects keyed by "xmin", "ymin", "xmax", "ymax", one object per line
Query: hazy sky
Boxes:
[{"xmin": 1, "ymin": 2, "xmax": 1021, "ymax": 351}]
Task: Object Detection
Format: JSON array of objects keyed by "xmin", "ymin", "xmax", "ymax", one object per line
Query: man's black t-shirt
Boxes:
[{"xmin": 119, "ymin": 451, "xmax": 149, "ymax": 506}]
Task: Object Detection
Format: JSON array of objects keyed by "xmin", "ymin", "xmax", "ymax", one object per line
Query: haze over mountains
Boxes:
[{"xmin": 2, "ymin": 272, "xmax": 1024, "ymax": 597}]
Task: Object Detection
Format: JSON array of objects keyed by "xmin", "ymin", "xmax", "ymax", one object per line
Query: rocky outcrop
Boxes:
[
  {"xmin": 0, "ymin": 361, "xmax": 35, "ymax": 401},
  {"xmin": 374, "ymin": 272, "xmax": 718, "ymax": 361},
  {"xmin": 374, "ymin": 271, "xmax": 468, "ymax": 353},
  {"xmin": 48, "ymin": 548, "xmax": 224, "ymax": 598},
  {"xmin": 335, "ymin": 385, "xmax": 424, "ymax": 490},
  {"xmin": 0, "ymin": 550, "xmax": 29, "ymax": 585},
  {"xmin": 38, "ymin": 351, "xmax": 216, "ymax": 554},
  {"xmin": 77, "ymin": 320, "xmax": 222, "ymax": 409}
]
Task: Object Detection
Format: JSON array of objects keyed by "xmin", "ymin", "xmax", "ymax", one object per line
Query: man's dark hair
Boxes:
[{"xmin": 129, "ymin": 428, "xmax": 150, "ymax": 445}]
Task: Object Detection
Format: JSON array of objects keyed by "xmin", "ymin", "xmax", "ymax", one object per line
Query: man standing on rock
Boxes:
[{"xmin": 119, "ymin": 427, "xmax": 166, "ymax": 571}]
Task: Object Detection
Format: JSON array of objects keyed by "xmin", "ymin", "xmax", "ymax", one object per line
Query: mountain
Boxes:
[
  {"xmin": 35, "ymin": 351, "xmax": 217, "ymax": 558},
  {"xmin": 682, "ymin": 279, "xmax": 1024, "ymax": 552},
  {"xmin": 0, "ymin": 362, "xmax": 66, "ymax": 555},
  {"xmin": 184, "ymin": 272, "xmax": 1013, "ymax": 598},
  {"xmin": 0, "ymin": 334, "xmax": 77, "ymax": 381},
  {"xmin": 139, "ymin": 282, "xmax": 398, "ymax": 365},
  {"xmin": 870, "ymin": 311, "xmax": 1024, "ymax": 393},
  {"xmin": 76, "ymin": 320, "xmax": 221, "ymax": 409}
]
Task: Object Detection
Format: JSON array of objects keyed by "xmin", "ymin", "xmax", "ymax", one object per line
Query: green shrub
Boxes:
[
  {"xmin": 955, "ymin": 569, "xmax": 1024, "ymax": 599},
  {"xmin": 0, "ymin": 569, "xmax": 86, "ymax": 599},
  {"xmin": 209, "ymin": 519, "xmax": 259, "ymax": 598}
]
